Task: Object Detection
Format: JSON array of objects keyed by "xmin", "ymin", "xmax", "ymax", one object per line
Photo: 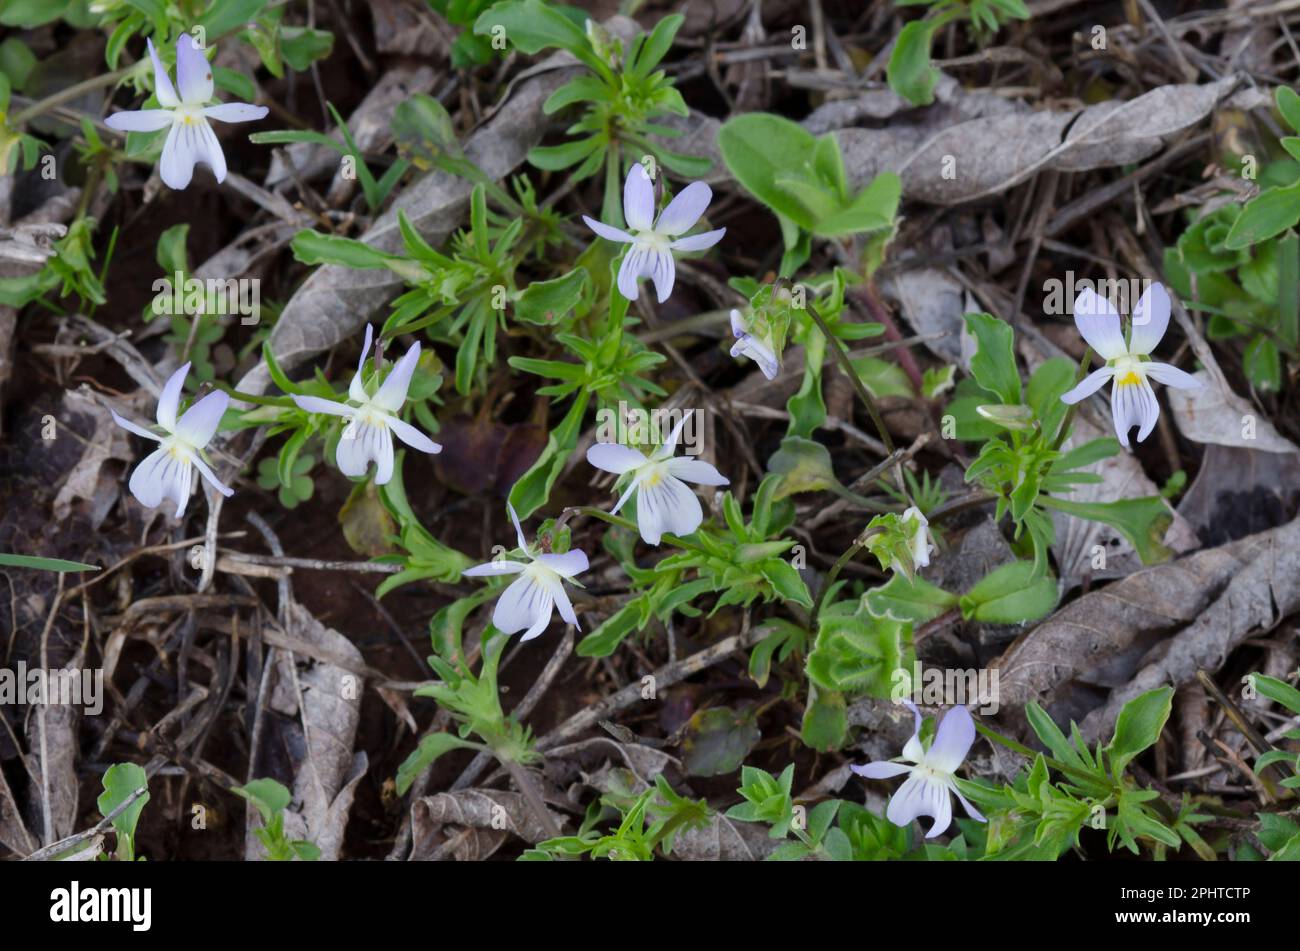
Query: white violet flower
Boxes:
[
  {"xmin": 582, "ymin": 163, "xmax": 725, "ymax": 303},
  {"xmin": 1059, "ymin": 283, "xmax": 1202, "ymax": 447},
  {"xmin": 899, "ymin": 506, "xmax": 932, "ymax": 574},
  {"xmin": 104, "ymin": 34, "xmax": 268, "ymax": 190},
  {"xmin": 585, "ymin": 410, "xmax": 729, "ymax": 546},
  {"xmin": 729, "ymin": 309, "xmax": 779, "ymax": 380},
  {"xmin": 462, "ymin": 503, "xmax": 589, "ymax": 641},
  {"xmin": 110, "ymin": 361, "xmax": 233, "ymax": 518},
  {"xmin": 851, "ymin": 701, "xmax": 985, "ymax": 839},
  {"xmin": 291, "ymin": 324, "xmax": 441, "ymax": 485}
]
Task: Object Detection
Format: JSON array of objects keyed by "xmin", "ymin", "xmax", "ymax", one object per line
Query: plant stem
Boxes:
[
  {"xmin": 501, "ymin": 757, "xmax": 562, "ymax": 839},
  {"xmin": 12, "ymin": 65, "xmax": 139, "ymax": 126}
]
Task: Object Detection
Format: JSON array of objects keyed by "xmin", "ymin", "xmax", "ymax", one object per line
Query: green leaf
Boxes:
[
  {"xmin": 887, "ymin": 19, "xmax": 941, "ymax": 106},
  {"xmin": 0, "ymin": 553, "xmax": 99, "ymax": 572},
  {"xmin": 233, "ymin": 777, "xmax": 291, "ymax": 824},
  {"xmin": 806, "ymin": 613, "xmax": 912, "ymax": 697},
  {"xmin": 1277, "ymin": 85, "xmax": 1300, "ymax": 134},
  {"xmin": 198, "ymin": 0, "xmax": 269, "ymax": 39},
  {"xmin": 473, "ymin": 0, "xmax": 605, "ymax": 75},
  {"xmin": 395, "ymin": 733, "xmax": 479, "ymax": 795},
  {"xmin": 800, "ymin": 684, "xmax": 848, "ymax": 751},
  {"xmin": 1224, "ymin": 179, "xmax": 1300, "ymax": 249},
  {"xmin": 280, "ymin": 27, "xmax": 334, "ymax": 72},
  {"xmin": 864, "ymin": 573, "xmax": 958, "ymax": 624},
  {"xmin": 1250, "ymin": 673, "xmax": 1300, "ymax": 716},
  {"xmin": 96, "ymin": 763, "xmax": 149, "ymax": 849},
  {"xmin": 515, "ymin": 268, "xmax": 588, "ymax": 325},
  {"xmin": 963, "ymin": 312, "xmax": 1021, "ymax": 404},
  {"xmin": 1106, "ymin": 687, "xmax": 1173, "ymax": 779},
  {"xmin": 291, "ymin": 230, "xmax": 396, "ymax": 269},
  {"xmin": 576, "ymin": 599, "xmax": 642, "ymax": 657},
  {"xmin": 718, "ymin": 113, "xmax": 821, "ymax": 230},
  {"xmin": 1040, "ymin": 495, "xmax": 1172, "ymax": 566},
  {"xmin": 958, "ymin": 561, "xmax": 1058, "ymax": 624}
]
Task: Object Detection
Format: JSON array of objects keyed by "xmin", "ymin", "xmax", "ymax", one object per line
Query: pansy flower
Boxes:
[
  {"xmin": 104, "ymin": 34, "xmax": 268, "ymax": 190},
  {"xmin": 582, "ymin": 164, "xmax": 725, "ymax": 303},
  {"xmin": 291, "ymin": 325, "xmax": 441, "ymax": 485},
  {"xmin": 729, "ymin": 308, "xmax": 780, "ymax": 380},
  {"xmin": 110, "ymin": 362, "xmax": 233, "ymax": 517},
  {"xmin": 851, "ymin": 701, "xmax": 985, "ymax": 839},
  {"xmin": 462, "ymin": 503, "xmax": 589, "ymax": 641},
  {"xmin": 1059, "ymin": 283, "xmax": 1202, "ymax": 447},
  {"xmin": 586, "ymin": 410, "xmax": 729, "ymax": 546}
]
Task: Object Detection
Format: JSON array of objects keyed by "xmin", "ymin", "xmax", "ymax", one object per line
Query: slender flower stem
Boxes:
[
  {"xmin": 805, "ymin": 301, "xmax": 895, "ymax": 456},
  {"xmin": 11, "ymin": 65, "xmax": 140, "ymax": 126},
  {"xmin": 560, "ymin": 505, "xmax": 709, "ymax": 554},
  {"xmin": 213, "ymin": 384, "xmax": 295, "ymax": 407},
  {"xmin": 1050, "ymin": 347, "xmax": 1094, "ymax": 451},
  {"xmin": 810, "ymin": 527, "xmax": 880, "ymax": 632}
]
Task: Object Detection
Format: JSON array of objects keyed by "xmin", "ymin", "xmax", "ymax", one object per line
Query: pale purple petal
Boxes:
[
  {"xmin": 616, "ymin": 246, "xmax": 646, "ymax": 300},
  {"xmin": 731, "ymin": 335, "xmax": 779, "ymax": 380},
  {"xmin": 654, "ymin": 181, "xmax": 711, "ymax": 236},
  {"xmin": 387, "ymin": 415, "xmax": 441, "ymax": 454},
  {"xmin": 350, "ymin": 324, "xmax": 374, "ymax": 403},
  {"xmin": 923, "ymin": 704, "xmax": 976, "ymax": 773},
  {"xmin": 463, "ymin": 560, "xmax": 527, "ymax": 577},
  {"xmin": 850, "ymin": 761, "xmax": 913, "ymax": 780},
  {"xmin": 1144, "ymin": 362, "xmax": 1202, "ymax": 390},
  {"xmin": 885, "ymin": 773, "xmax": 929, "ymax": 829},
  {"xmin": 492, "ymin": 573, "xmax": 550, "ymax": 636},
  {"xmin": 373, "ymin": 342, "xmax": 420, "ymax": 412},
  {"xmin": 1060, "ymin": 366, "xmax": 1114, "ymax": 405},
  {"xmin": 128, "ymin": 447, "xmax": 172, "ymax": 509},
  {"xmin": 1072, "ymin": 287, "xmax": 1127, "ymax": 360},
  {"xmin": 582, "ymin": 215, "xmax": 633, "ymax": 244},
  {"xmin": 952, "ymin": 785, "xmax": 986, "ymax": 824},
  {"xmin": 174, "ymin": 390, "xmax": 228, "ymax": 447},
  {"xmin": 190, "ymin": 453, "xmax": 233, "ymax": 497},
  {"xmin": 535, "ymin": 550, "xmax": 588, "ymax": 579},
  {"xmin": 668, "ymin": 228, "xmax": 725, "ymax": 253},
  {"xmin": 158, "ymin": 122, "xmax": 196, "ymax": 190},
  {"xmin": 1110, "ymin": 379, "xmax": 1136, "ymax": 448},
  {"xmin": 175, "ymin": 33, "xmax": 213, "ymax": 105},
  {"xmin": 657, "ymin": 410, "xmax": 692, "ymax": 458},
  {"xmin": 201, "ymin": 102, "xmax": 268, "ymax": 123},
  {"xmin": 635, "ymin": 475, "xmax": 703, "ymax": 545},
  {"xmin": 146, "ymin": 38, "xmax": 179, "ymax": 108},
  {"xmin": 336, "ymin": 420, "xmax": 377, "ymax": 477},
  {"xmin": 111, "ymin": 410, "xmax": 161, "ymax": 442},
  {"xmin": 901, "ymin": 700, "xmax": 924, "ymax": 762},
  {"xmin": 609, "ymin": 475, "xmax": 639, "ymax": 516},
  {"xmin": 623, "ymin": 163, "xmax": 654, "ymax": 231},
  {"xmin": 544, "ymin": 574, "xmax": 580, "ymax": 630},
  {"xmin": 1128, "ymin": 283, "xmax": 1170, "ymax": 356},
  {"xmin": 156, "ymin": 363, "xmax": 189, "ymax": 431},
  {"xmin": 292, "ymin": 395, "xmax": 354, "ymax": 417},
  {"xmin": 729, "ymin": 309, "xmax": 745, "ymax": 338},
  {"xmin": 665, "ymin": 456, "xmax": 729, "ymax": 486},
  {"xmin": 373, "ymin": 425, "xmax": 395, "ymax": 484},
  {"xmin": 649, "ymin": 248, "xmax": 676, "ymax": 303},
  {"xmin": 507, "ymin": 501, "xmax": 529, "ymax": 555},
  {"xmin": 104, "ymin": 109, "xmax": 173, "ymax": 133},
  {"xmin": 1134, "ymin": 377, "xmax": 1160, "ymax": 444},
  {"xmin": 587, "ymin": 442, "xmax": 648, "ymax": 474},
  {"xmin": 194, "ymin": 118, "xmax": 226, "ymax": 184}
]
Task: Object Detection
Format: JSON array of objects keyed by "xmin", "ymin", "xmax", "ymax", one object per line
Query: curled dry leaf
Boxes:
[
  {"xmin": 410, "ymin": 788, "xmax": 564, "ymax": 861},
  {"xmin": 249, "ymin": 600, "xmax": 367, "ymax": 861},
  {"xmin": 1079, "ymin": 514, "xmax": 1300, "ymax": 741},
  {"xmin": 993, "ymin": 515, "xmax": 1300, "ymax": 738},
  {"xmin": 836, "ymin": 76, "xmax": 1251, "ymax": 206}
]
